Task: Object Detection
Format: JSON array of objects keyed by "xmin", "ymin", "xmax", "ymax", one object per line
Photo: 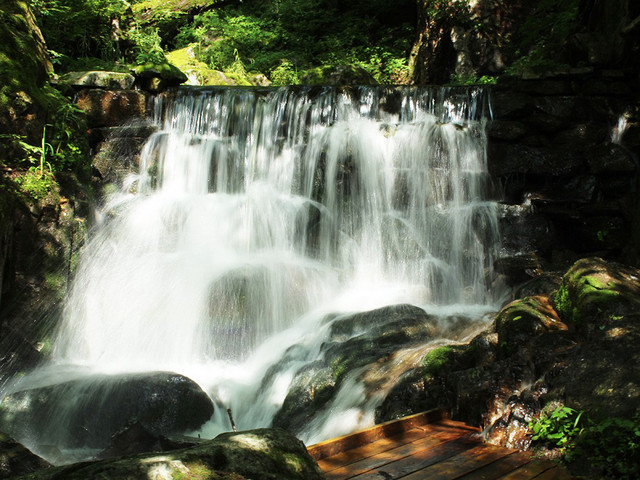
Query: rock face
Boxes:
[
  {"xmin": 377, "ymin": 257, "xmax": 640, "ymax": 452},
  {"xmin": 489, "ymin": 70, "xmax": 640, "ymax": 283},
  {"xmin": 271, "ymin": 304, "xmax": 481, "ymax": 436},
  {"xmin": 16, "ymin": 428, "xmax": 323, "ymax": 480},
  {"xmin": 0, "ymin": 431, "xmax": 51, "ymax": 479},
  {"xmin": 0, "ymin": 372, "xmax": 214, "ymax": 450}
]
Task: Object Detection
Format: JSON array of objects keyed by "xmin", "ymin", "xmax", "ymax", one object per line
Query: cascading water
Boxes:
[{"xmin": 0, "ymin": 86, "xmax": 502, "ymax": 461}]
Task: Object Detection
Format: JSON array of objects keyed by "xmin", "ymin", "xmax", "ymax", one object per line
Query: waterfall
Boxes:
[{"xmin": 2, "ymin": 86, "xmax": 501, "ymax": 458}]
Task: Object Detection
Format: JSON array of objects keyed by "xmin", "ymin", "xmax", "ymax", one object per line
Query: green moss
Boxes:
[{"xmin": 422, "ymin": 346, "xmax": 454, "ymax": 377}]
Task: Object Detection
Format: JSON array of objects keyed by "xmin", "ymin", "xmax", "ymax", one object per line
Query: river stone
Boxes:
[
  {"xmin": 0, "ymin": 431, "xmax": 50, "ymax": 479},
  {"xmin": 54, "ymin": 71, "xmax": 136, "ymax": 90},
  {"xmin": 0, "ymin": 371, "xmax": 214, "ymax": 450},
  {"xmin": 16, "ymin": 428, "xmax": 323, "ymax": 480}
]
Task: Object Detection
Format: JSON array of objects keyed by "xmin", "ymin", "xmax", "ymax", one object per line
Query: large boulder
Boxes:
[
  {"xmin": 271, "ymin": 304, "xmax": 480, "ymax": 435},
  {"xmin": 0, "ymin": 371, "xmax": 214, "ymax": 451},
  {"xmin": 15, "ymin": 428, "xmax": 323, "ymax": 480}
]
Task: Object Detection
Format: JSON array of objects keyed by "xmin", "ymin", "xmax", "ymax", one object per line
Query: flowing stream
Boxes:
[{"xmin": 2, "ymin": 86, "xmax": 502, "ymax": 460}]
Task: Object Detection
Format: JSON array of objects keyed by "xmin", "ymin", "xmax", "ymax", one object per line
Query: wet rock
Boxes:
[
  {"xmin": 21, "ymin": 428, "xmax": 322, "ymax": 480},
  {"xmin": 76, "ymin": 89, "xmax": 147, "ymax": 128},
  {"xmin": 494, "ymin": 253, "xmax": 543, "ymax": 285},
  {"xmin": 0, "ymin": 431, "xmax": 50, "ymax": 478},
  {"xmin": 586, "ymin": 143, "xmax": 637, "ymax": 174},
  {"xmin": 490, "ymin": 91, "xmax": 533, "ymax": 119},
  {"xmin": 53, "ymin": 71, "xmax": 136, "ymax": 90},
  {"xmin": 96, "ymin": 421, "xmax": 195, "ymax": 460},
  {"xmin": 272, "ymin": 305, "xmax": 446, "ymax": 434},
  {"xmin": 0, "ymin": 371, "xmax": 214, "ymax": 450}
]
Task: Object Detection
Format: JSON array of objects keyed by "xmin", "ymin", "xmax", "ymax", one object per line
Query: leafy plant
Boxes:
[{"xmin": 529, "ymin": 406, "xmax": 584, "ymax": 448}]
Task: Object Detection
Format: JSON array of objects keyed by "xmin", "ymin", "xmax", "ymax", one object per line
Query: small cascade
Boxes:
[{"xmin": 1, "ymin": 86, "xmax": 502, "ymax": 461}]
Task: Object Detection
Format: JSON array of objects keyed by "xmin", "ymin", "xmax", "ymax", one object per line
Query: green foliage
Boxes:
[
  {"xmin": 570, "ymin": 415, "xmax": 640, "ymax": 479},
  {"xmin": 506, "ymin": 0, "xmax": 580, "ymax": 75},
  {"xmin": 530, "ymin": 407, "xmax": 640, "ymax": 479},
  {"xmin": 448, "ymin": 74, "xmax": 497, "ymax": 86},
  {"xmin": 29, "ymin": 0, "xmax": 129, "ymax": 69},
  {"xmin": 175, "ymin": 0, "xmax": 415, "ymax": 85},
  {"xmin": 270, "ymin": 60, "xmax": 299, "ymax": 86},
  {"xmin": 14, "ymin": 166, "xmax": 58, "ymax": 201},
  {"xmin": 530, "ymin": 406, "xmax": 584, "ymax": 448},
  {"xmin": 128, "ymin": 26, "xmax": 166, "ymax": 65}
]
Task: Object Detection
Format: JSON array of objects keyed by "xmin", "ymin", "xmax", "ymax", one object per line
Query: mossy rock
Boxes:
[
  {"xmin": 495, "ymin": 295, "xmax": 567, "ymax": 356},
  {"xmin": 16, "ymin": 428, "xmax": 323, "ymax": 480},
  {"xmin": 132, "ymin": 61, "xmax": 188, "ymax": 91},
  {"xmin": 553, "ymin": 257, "xmax": 640, "ymax": 326},
  {"xmin": 54, "ymin": 71, "xmax": 136, "ymax": 90}
]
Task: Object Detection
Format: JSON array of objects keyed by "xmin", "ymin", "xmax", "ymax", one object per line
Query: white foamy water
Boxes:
[{"xmin": 3, "ymin": 86, "xmax": 502, "ymax": 458}]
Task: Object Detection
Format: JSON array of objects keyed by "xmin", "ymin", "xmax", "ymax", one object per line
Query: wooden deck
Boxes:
[{"xmin": 307, "ymin": 411, "xmax": 571, "ymax": 480}]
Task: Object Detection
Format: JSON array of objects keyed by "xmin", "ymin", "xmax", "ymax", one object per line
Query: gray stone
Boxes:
[{"xmin": 54, "ymin": 71, "xmax": 135, "ymax": 90}]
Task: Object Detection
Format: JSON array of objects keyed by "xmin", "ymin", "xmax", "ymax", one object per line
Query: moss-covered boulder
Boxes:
[
  {"xmin": 495, "ymin": 295, "xmax": 567, "ymax": 356},
  {"xmin": 132, "ymin": 61, "xmax": 188, "ymax": 92},
  {"xmin": 16, "ymin": 428, "xmax": 323, "ymax": 480},
  {"xmin": 553, "ymin": 257, "xmax": 640, "ymax": 327}
]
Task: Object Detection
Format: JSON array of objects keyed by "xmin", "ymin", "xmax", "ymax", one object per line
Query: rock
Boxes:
[
  {"xmin": 272, "ymin": 305, "xmax": 445, "ymax": 434},
  {"xmin": 553, "ymin": 257, "xmax": 640, "ymax": 326},
  {"xmin": 488, "ymin": 143, "xmax": 583, "ymax": 177},
  {"xmin": 76, "ymin": 89, "xmax": 147, "ymax": 128},
  {"xmin": 494, "ymin": 296, "xmax": 567, "ymax": 357},
  {"xmin": 132, "ymin": 62, "xmax": 188, "ymax": 92},
  {"xmin": 21, "ymin": 428, "xmax": 323, "ymax": 480},
  {"xmin": 494, "ymin": 253, "xmax": 543, "ymax": 285},
  {"xmin": 512, "ymin": 273, "xmax": 563, "ymax": 299},
  {"xmin": 0, "ymin": 371, "xmax": 214, "ymax": 450},
  {"xmin": 587, "ymin": 143, "xmax": 637, "ymax": 174},
  {"xmin": 487, "ymin": 120, "xmax": 528, "ymax": 141},
  {"xmin": 53, "ymin": 71, "xmax": 136, "ymax": 90},
  {"xmin": 96, "ymin": 421, "xmax": 196, "ymax": 460},
  {"xmin": 0, "ymin": 431, "xmax": 50, "ymax": 478},
  {"xmin": 490, "ymin": 91, "xmax": 533, "ymax": 119}
]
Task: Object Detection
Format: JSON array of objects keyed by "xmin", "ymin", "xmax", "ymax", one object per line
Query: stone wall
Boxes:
[{"xmin": 489, "ymin": 68, "xmax": 640, "ymax": 284}]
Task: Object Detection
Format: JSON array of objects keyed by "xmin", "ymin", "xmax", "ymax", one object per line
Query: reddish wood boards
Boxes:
[{"xmin": 307, "ymin": 410, "xmax": 571, "ymax": 480}]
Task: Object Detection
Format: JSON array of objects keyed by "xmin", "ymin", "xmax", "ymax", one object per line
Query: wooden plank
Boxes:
[
  {"xmin": 324, "ymin": 428, "xmax": 477, "ymax": 479},
  {"xmin": 398, "ymin": 444, "xmax": 516, "ymax": 480},
  {"xmin": 345, "ymin": 436, "xmax": 480, "ymax": 479},
  {"xmin": 307, "ymin": 409, "xmax": 449, "ymax": 461},
  {"xmin": 454, "ymin": 452, "xmax": 533, "ymax": 480},
  {"xmin": 531, "ymin": 465, "xmax": 572, "ymax": 480},
  {"xmin": 320, "ymin": 422, "xmax": 486, "ymax": 473},
  {"xmin": 497, "ymin": 460, "xmax": 557, "ymax": 480},
  {"xmin": 318, "ymin": 427, "xmax": 428, "ymax": 473}
]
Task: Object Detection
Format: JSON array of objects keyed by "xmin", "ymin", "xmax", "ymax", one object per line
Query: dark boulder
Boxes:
[
  {"xmin": 0, "ymin": 431, "xmax": 50, "ymax": 479},
  {"xmin": 0, "ymin": 371, "xmax": 214, "ymax": 450}
]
